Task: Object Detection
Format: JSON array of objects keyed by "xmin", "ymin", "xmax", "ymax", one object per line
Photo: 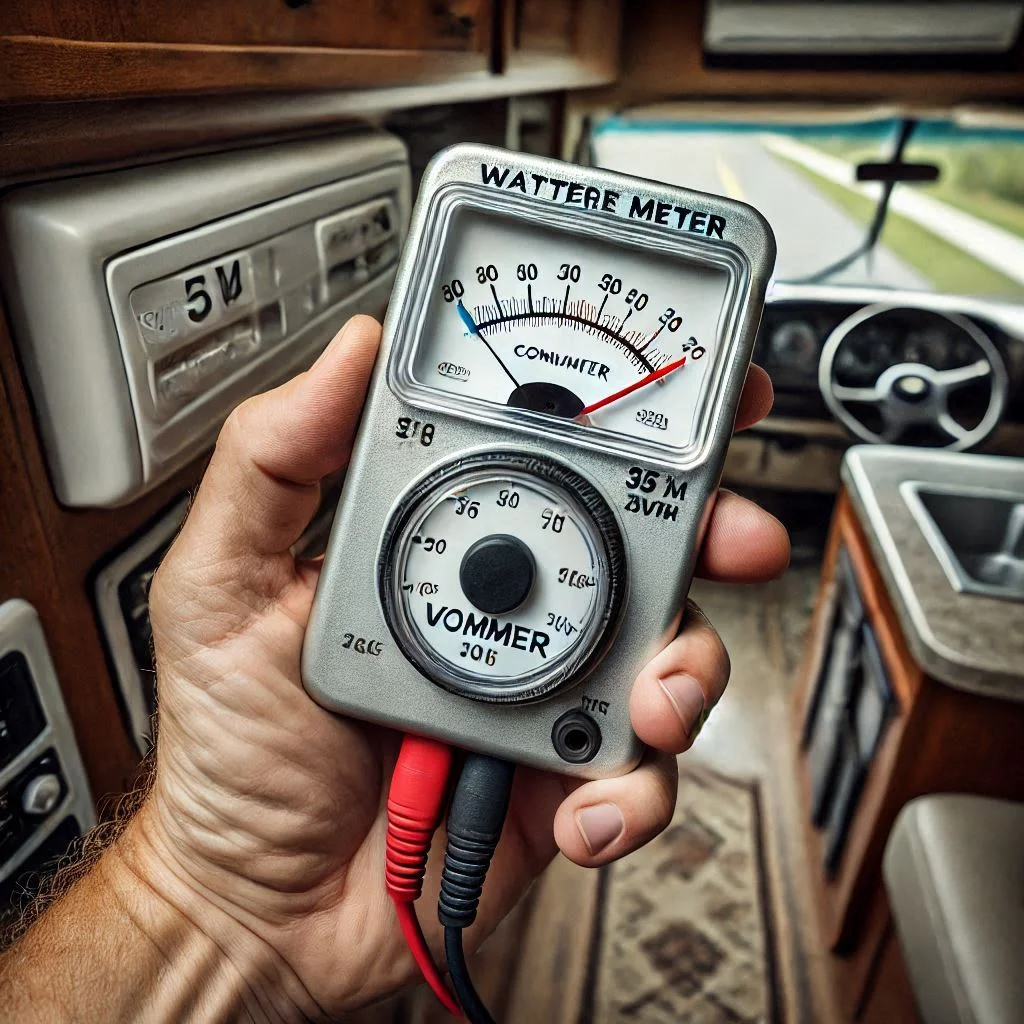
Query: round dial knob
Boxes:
[
  {"xmin": 379, "ymin": 451, "xmax": 626, "ymax": 703},
  {"xmin": 22, "ymin": 773, "xmax": 62, "ymax": 817},
  {"xmin": 459, "ymin": 534, "xmax": 536, "ymax": 615}
]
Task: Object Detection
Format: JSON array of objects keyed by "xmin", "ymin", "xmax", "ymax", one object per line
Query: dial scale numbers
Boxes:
[
  {"xmin": 396, "ymin": 474, "xmax": 603, "ymax": 682},
  {"xmin": 381, "ymin": 456, "xmax": 625, "ymax": 703},
  {"xmin": 394, "ymin": 201, "xmax": 737, "ymax": 466}
]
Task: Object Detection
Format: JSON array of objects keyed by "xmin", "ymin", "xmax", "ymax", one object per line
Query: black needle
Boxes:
[{"xmin": 457, "ymin": 301, "xmax": 520, "ymax": 389}]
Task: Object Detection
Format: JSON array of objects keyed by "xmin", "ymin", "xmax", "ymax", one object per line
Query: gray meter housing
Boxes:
[
  {"xmin": 303, "ymin": 145, "xmax": 775, "ymax": 779},
  {"xmin": 0, "ymin": 132, "xmax": 409, "ymax": 508}
]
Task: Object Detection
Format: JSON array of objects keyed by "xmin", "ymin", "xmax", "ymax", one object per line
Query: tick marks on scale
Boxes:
[
  {"xmin": 468, "ymin": 298, "xmax": 660, "ymax": 375},
  {"xmin": 457, "ymin": 301, "xmax": 521, "ymax": 388},
  {"xmin": 428, "ymin": 169, "xmax": 723, "ymax": 455}
]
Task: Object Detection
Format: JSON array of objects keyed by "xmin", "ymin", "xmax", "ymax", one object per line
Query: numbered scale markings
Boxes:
[
  {"xmin": 410, "ymin": 209, "xmax": 730, "ymax": 454},
  {"xmin": 380, "ymin": 454, "xmax": 625, "ymax": 702}
]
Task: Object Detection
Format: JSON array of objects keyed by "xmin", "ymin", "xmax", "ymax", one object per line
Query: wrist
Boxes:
[{"xmin": 112, "ymin": 806, "xmax": 324, "ymax": 1023}]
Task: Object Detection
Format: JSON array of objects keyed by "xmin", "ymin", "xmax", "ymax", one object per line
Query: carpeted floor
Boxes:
[{"xmin": 581, "ymin": 768, "xmax": 778, "ymax": 1024}]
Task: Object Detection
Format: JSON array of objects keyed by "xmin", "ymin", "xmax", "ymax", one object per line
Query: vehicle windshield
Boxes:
[{"xmin": 591, "ymin": 113, "xmax": 1024, "ymax": 302}]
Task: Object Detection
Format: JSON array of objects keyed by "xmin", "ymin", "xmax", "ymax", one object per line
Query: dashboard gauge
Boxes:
[
  {"xmin": 836, "ymin": 320, "xmax": 895, "ymax": 381},
  {"xmin": 769, "ymin": 319, "xmax": 818, "ymax": 366},
  {"xmin": 905, "ymin": 325, "xmax": 952, "ymax": 366},
  {"xmin": 393, "ymin": 203, "xmax": 738, "ymax": 464}
]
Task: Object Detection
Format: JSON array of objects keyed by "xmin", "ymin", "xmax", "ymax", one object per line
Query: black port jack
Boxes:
[{"xmin": 551, "ymin": 710, "xmax": 602, "ymax": 764}]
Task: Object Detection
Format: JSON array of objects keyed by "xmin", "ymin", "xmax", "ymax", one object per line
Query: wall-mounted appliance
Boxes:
[
  {"xmin": 0, "ymin": 131, "xmax": 410, "ymax": 508},
  {"xmin": 0, "ymin": 600, "xmax": 95, "ymax": 916},
  {"xmin": 704, "ymin": 0, "xmax": 1024, "ymax": 56}
]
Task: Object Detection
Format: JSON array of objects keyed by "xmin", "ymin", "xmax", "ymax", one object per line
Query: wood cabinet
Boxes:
[
  {"xmin": 792, "ymin": 490, "xmax": 1024, "ymax": 1016},
  {"xmin": 0, "ymin": 0, "xmax": 620, "ymax": 103}
]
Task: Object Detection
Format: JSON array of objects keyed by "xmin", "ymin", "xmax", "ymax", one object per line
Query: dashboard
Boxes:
[{"xmin": 754, "ymin": 284, "xmax": 1024, "ymax": 443}]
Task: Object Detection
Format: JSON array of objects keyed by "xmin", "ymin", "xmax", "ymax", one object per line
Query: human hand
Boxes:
[{"xmin": 122, "ymin": 315, "xmax": 788, "ymax": 1018}]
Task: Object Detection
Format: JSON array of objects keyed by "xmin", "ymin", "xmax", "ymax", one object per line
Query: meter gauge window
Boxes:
[
  {"xmin": 379, "ymin": 452, "xmax": 626, "ymax": 704},
  {"xmin": 390, "ymin": 199, "xmax": 745, "ymax": 467}
]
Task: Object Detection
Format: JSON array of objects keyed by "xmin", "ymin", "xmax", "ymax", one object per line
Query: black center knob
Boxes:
[{"xmin": 459, "ymin": 534, "xmax": 536, "ymax": 615}]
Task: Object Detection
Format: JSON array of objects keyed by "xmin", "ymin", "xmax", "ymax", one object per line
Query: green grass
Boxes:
[
  {"xmin": 800, "ymin": 137, "xmax": 1024, "ymax": 238},
  {"xmin": 777, "ymin": 155, "xmax": 1024, "ymax": 300},
  {"xmin": 921, "ymin": 182, "xmax": 1024, "ymax": 239}
]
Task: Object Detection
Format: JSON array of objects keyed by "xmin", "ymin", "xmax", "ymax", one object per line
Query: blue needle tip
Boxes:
[{"xmin": 456, "ymin": 300, "xmax": 478, "ymax": 335}]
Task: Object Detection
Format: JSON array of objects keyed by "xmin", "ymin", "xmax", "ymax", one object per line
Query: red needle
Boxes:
[{"xmin": 579, "ymin": 355, "xmax": 687, "ymax": 416}]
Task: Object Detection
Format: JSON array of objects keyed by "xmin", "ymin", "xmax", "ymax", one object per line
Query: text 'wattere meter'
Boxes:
[{"xmin": 303, "ymin": 145, "xmax": 775, "ymax": 777}]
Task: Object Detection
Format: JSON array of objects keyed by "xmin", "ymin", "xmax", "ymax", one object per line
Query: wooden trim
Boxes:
[
  {"xmin": 793, "ymin": 486, "xmax": 1024, "ymax": 957},
  {"xmin": 0, "ymin": 37, "xmax": 489, "ymax": 103},
  {"xmin": 838, "ymin": 494, "xmax": 923, "ymax": 712},
  {"xmin": 503, "ymin": 0, "xmax": 621, "ymax": 84},
  {"xmin": 1, "ymin": 0, "xmax": 620, "ymax": 106}
]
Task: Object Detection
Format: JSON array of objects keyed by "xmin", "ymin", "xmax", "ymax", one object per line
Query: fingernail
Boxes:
[
  {"xmin": 658, "ymin": 673, "xmax": 706, "ymax": 740},
  {"xmin": 576, "ymin": 803, "xmax": 625, "ymax": 855}
]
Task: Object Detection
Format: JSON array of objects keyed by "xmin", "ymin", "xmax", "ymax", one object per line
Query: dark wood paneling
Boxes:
[
  {"xmin": 0, "ymin": 305, "xmax": 203, "ymax": 805},
  {"xmin": 4, "ymin": 0, "xmax": 490, "ymax": 51},
  {"xmin": 858, "ymin": 923, "xmax": 921, "ymax": 1024},
  {"xmin": 0, "ymin": 0, "xmax": 496, "ymax": 102},
  {"xmin": 0, "ymin": 39, "xmax": 489, "ymax": 104},
  {"xmin": 0, "ymin": 0, "xmax": 622, "ymax": 104},
  {"xmin": 515, "ymin": 0, "xmax": 576, "ymax": 53}
]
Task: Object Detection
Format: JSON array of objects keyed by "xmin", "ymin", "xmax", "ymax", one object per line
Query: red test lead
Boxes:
[{"xmin": 385, "ymin": 734, "xmax": 461, "ymax": 1017}]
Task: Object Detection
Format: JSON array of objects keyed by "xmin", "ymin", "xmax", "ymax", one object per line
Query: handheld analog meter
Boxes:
[{"xmin": 303, "ymin": 145, "xmax": 775, "ymax": 778}]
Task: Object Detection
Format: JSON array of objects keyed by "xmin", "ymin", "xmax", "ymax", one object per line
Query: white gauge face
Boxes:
[
  {"xmin": 383, "ymin": 457, "xmax": 624, "ymax": 702},
  {"xmin": 410, "ymin": 207, "xmax": 730, "ymax": 454}
]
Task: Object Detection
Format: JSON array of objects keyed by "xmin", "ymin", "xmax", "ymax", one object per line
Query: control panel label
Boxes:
[
  {"xmin": 480, "ymin": 163, "xmax": 728, "ymax": 239},
  {"xmin": 424, "ymin": 603, "xmax": 550, "ymax": 658}
]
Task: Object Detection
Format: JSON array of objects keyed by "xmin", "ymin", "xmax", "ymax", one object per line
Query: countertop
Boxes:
[{"xmin": 842, "ymin": 446, "xmax": 1024, "ymax": 701}]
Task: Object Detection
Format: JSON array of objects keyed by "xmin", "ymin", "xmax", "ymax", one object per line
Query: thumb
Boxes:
[{"xmin": 181, "ymin": 315, "xmax": 380, "ymax": 559}]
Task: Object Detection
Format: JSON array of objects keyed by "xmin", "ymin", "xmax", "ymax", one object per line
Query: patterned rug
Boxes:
[
  {"xmin": 580, "ymin": 768, "xmax": 779, "ymax": 1024},
  {"xmin": 354, "ymin": 764, "xmax": 780, "ymax": 1024}
]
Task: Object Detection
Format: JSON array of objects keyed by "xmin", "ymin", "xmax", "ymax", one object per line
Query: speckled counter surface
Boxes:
[{"xmin": 842, "ymin": 446, "xmax": 1024, "ymax": 701}]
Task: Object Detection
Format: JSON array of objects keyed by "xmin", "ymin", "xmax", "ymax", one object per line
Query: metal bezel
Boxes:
[
  {"xmin": 386, "ymin": 180, "xmax": 752, "ymax": 470},
  {"xmin": 377, "ymin": 451, "xmax": 627, "ymax": 703}
]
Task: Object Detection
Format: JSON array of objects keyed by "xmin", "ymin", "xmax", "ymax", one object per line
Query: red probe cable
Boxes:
[{"xmin": 385, "ymin": 734, "xmax": 462, "ymax": 1016}]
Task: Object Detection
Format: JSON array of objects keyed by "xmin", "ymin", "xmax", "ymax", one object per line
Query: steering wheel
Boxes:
[{"xmin": 818, "ymin": 304, "xmax": 1008, "ymax": 451}]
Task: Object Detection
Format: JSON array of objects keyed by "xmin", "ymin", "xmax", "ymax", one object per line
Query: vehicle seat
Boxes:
[{"xmin": 883, "ymin": 794, "xmax": 1024, "ymax": 1024}]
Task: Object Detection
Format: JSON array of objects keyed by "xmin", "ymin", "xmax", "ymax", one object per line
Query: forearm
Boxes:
[{"xmin": 0, "ymin": 813, "xmax": 315, "ymax": 1023}]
